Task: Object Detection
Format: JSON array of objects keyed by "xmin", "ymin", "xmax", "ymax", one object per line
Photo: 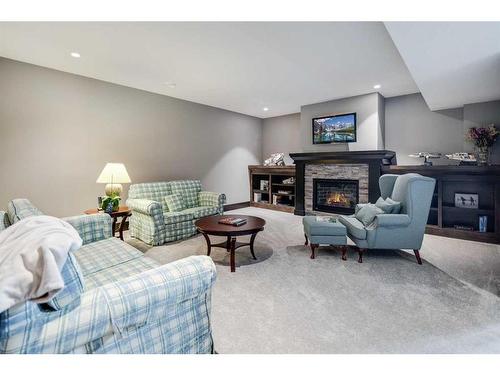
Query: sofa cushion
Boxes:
[
  {"xmin": 127, "ymin": 182, "xmax": 173, "ymax": 211},
  {"xmin": 355, "ymin": 203, "xmax": 384, "ymax": 226},
  {"xmin": 182, "ymin": 206, "xmax": 219, "ymax": 219},
  {"xmin": 375, "ymin": 197, "xmax": 401, "ymax": 214},
  {"xmin": 164, "ymin": 194, "xmax": 186, "ymax": 212},
  {"xmin": 339, "ymin": 215, "xmax": 367, "ymax": 240},
  {"xmin": 7, "ymin": 199, "xmax": 43, "ymax": 224},
  {"xmin": 84, "ymin": 256, "xmax": 159, "ymax": 290},
  {"xmin": 45, "ymin": 253, "xmax": 85, "ymax": 310},
  {"xmin": 73, "ymin": 237, "xmax": 143, "ymax": 276},
  {"xmin": 171, "ymin": 180, "xmax": 202, "ymax": 209},
  {"xmin": 302, "ymin": 216, "xmax": 346, "ymax": 236},
  {"xmin": 163, "ymin": 211, "xmax": 194, "ymax": 225}
]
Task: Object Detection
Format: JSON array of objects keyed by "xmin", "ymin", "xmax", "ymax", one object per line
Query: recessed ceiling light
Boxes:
[
  {"xmin": 263, "ymin": 107, "xmax": 269, "ymax": 111},
  {"xmin": 164, "ymin": 82, "xmax": 176, "ymax": 88},
  {"xmin": 373, "ymin": 84, "xmax": 381, "ymax": 89},
  {"xmin": 70, "ymin": 52, "xmax": 81, "ymax": 58}
]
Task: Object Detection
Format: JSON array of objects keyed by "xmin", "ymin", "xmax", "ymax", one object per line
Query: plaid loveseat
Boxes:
[
  {"xmin": 0, "ymin": 199, "xmax": 217, "ymax": 354},
  {"xmin": 127, "ymin": 180, "xmax": 226, "ymax": 245}
]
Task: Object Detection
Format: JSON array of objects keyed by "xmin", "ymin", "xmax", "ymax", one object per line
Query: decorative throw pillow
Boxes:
[
  {"xmin": 355, "ymin": 203, "xmax": 384, "ymax": 226},
  {"xmin": 375, "ymin": 197, "xmax": 401, "ymax": 214},
  {"xmin": 164, "ymin": 194, "xmax": 185, "ymax": 212}
]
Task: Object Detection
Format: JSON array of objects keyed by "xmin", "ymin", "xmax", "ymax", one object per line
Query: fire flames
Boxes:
[{"xmin": 326, "ymin": 192, "xmax": 350, "ymax": 206}]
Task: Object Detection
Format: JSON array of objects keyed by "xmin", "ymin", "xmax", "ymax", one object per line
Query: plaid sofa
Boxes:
[
  {"xmin": 0, "ymin": 199, "xmax": 217, "ymax": 354},
  {"xmin": 127, "ymin": 180, "xmax": 226, "ymax": 245}
]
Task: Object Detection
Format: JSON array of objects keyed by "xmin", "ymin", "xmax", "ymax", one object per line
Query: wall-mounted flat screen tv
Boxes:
[{"xmin": 312, "ymin": 113, "xmax": 357, "ymax": 144}]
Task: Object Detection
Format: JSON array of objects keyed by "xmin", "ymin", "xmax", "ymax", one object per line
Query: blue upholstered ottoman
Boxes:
[{"xmin": 302, "ymin": 216, "xmax": 347, "ymax": 259}]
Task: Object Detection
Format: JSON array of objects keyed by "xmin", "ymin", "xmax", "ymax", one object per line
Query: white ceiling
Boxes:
[
  {"xmin": 0, "ymin": 22, "xmax": 419, "ymax": 118},
  {"xmin": 385, "ymin": 22, "xmax": 500, "ymax": 111}
]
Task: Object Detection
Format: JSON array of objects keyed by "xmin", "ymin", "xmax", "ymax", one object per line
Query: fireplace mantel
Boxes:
[{"xmin": 290, "ymin": 150, "xmax": 397, "ymax": 215}]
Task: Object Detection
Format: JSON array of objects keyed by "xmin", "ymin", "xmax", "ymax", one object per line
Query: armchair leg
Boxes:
[
  {"xmin": 304, "ymin": 234, "xmax": 309, "ymax": 246},
  {"xmin": 414, "ymin": 249, "xmax": 423, "ymax": 265},
  {"xmin": 341, "ymin": 246, "xmax": 347, "ymax": 261},
  {"xmin": 358, "ymin": 248, "xmax": 364, "ymax": 263}
]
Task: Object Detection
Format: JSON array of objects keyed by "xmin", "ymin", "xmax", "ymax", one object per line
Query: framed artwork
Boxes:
[{"xmin": 454, "ymin": 193, "xmax": 479, "ymax": 209}]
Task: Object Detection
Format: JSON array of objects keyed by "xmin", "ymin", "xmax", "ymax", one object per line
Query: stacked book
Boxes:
[{"xmin": 218, "ymin": 217, "xmax": 248, "ymax": 226}]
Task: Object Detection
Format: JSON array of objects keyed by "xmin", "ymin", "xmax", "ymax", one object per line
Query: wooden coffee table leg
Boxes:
[
  {"xmin": 249, "ymin": 232, "xmax": 258, "ymax": 260},
  {"xmin": 201, "ymin": 232, "xmax": 212, "ymax": 256},
  {"xmin": 230, "ymin": 237, "xmax": 236, "ymax": 272}
]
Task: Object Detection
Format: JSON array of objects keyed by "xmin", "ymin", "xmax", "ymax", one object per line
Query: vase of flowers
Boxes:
[{"xmin": 466, "ymin": 125, "xmax": 498, "ymax": 166}]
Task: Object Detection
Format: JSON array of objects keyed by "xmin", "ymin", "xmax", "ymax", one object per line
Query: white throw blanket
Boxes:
[{"xmin": 0, "ymin": 215, "xmax": 83, "ymax": 312}]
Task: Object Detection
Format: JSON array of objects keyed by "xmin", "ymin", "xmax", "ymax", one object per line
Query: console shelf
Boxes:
[
  {"xmin": 382, "ymin": 165, "xmax": 500, "ymax": 244},
  {"xmin": 249, "ymin": 165, "xmax": 296, "ymax": 213}
]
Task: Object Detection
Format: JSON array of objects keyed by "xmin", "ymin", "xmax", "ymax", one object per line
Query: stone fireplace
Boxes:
[
  {"xmin": 313, "ymin": 178, "xmax": 359, "ymax": 214},
  {"xmin": 289, "ymin": 151, "xmax": 396, "ymax": 216}
]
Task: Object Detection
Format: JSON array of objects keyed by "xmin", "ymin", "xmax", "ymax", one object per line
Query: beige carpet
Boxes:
[{"xmin": 126, "ymin": 207, "xmax": 500, "ymax": 353}]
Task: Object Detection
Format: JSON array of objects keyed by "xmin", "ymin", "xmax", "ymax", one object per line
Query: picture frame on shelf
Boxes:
[
  {"xmin": 454, "ymin": 193, "xmax": 479, "ymax": 209},
  {"xmin": 260, "ymin": 180, "xmax": 269, "ymax": 191}
]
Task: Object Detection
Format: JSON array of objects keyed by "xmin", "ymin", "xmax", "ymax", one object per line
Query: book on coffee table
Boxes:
[{"xmin": 218, "ymin": 217, "xmax": 248, "ymax": 226}]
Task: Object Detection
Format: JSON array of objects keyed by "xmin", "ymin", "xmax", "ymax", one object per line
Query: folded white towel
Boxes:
[{"xmin": 0, "ymin": 215, "xmax": 83, "ymax": 312}]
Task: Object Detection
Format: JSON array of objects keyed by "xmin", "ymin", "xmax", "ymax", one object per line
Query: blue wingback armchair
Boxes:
[{"xmin": 339, "ymin": 173, "xmax": 436, "ymax": 264}]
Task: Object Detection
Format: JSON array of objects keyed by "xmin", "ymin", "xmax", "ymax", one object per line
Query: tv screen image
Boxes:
[{"xmin": 312, "ymin": 113, "xmax": 356, "ymax": 144}]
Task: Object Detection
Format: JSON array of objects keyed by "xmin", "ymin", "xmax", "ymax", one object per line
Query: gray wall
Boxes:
[
  {"xmin": 262, "ymin": 113, "xmax": 301, "ymax": 165},
  {"xmin": 0, "ymin": 58, "xmax": 262, "ymax": 217},
  {"xmin": 463, "ymin": 100, "xmax": 500, "ymax": 165},
  {"xmin": 385, "ymin": 93, "xmax": 464, "ymax": 165},
  {"xmin": 300, "ymin": 92, "xmax": 385, "ymax": 152}
]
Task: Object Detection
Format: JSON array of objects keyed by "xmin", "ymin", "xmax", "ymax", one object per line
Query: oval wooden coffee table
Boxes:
[{"xmin": 195, "ymin": 215, "xmax": 266, "ymax": 272}]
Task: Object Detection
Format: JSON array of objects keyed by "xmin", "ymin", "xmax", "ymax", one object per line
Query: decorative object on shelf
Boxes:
[
  {"xmin": 466, "ymin": 125, "xmax": 499, "ymax": 166},
  {"xmin": 97, "ymin": 196, "xmax": 105, "ymax": 210},
  {"xmin": 253, "ymin": 192, "xmax": 262, "ymax": 202},
  {"xmin": 408, "ymin": 152, "xmax": 442, "ymax": 166},
  {"xmin": 277, "ymin": 190, "xmax": 293, "ymax": 194},
  {"xmin": 102, "ymin": 195, "xmax": 121, "ymax": 213},
  {"xmin": 96, "ymin": 163, "xmax": 131, "ymax": 197},
  {"xmin": 454, "ymin": 193, "xmax": 479, "ymax": 209},
  {"xmin": 445, "ymin": 152, "xmax": 477, "ymax": 165},
  {"xmin": 479, "ymin": 216, "xmax": 488, "ymax": 233},
  {"xmin": 263, "ymin": 153, "xmax": 285, "ymax": 166},
  {"xmin": 260, "ymin": 180, "xmax": 269, "ymax": 191},
  {"xmin": 453, "ymin": 224, "xmax": 474, "ymax": 231},
  {"xmin": 282, "ymin": 177, "xmax": 295, "ymax": 185}
]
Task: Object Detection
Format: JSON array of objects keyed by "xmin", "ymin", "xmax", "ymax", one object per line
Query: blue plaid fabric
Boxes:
[
  {"xmin": 63, "ymin": 213, "xmax": 113, "ymax": 245},
  {"xmin": 127, "ymin": 181, "xmax": 226, "ymax": 245},
  {"xmin": 171, "ymin": 180, "xmax": 202, "ymax": 208},
  {"xmin": 44, "ymin": 253, "xmax": 85, "ymax": 310},
  {"xmin": 0, "ymin": 199, "xmax": 217, "ymax": 354},
  {"xmin": 7, "ymin": 198, "xmax": 43, "ymax": 223},
  {"xmin": 0, "ymin": 211, "xmax": 9, "ymax": 232},
  {"xmin": 164, "ymin": 194, "xmax": 186, "ymax": 212}
]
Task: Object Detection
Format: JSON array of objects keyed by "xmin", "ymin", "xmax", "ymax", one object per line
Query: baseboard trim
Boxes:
[{"xmin": 224, "ymin": 201, "xmax": 250, "ymax": 211}]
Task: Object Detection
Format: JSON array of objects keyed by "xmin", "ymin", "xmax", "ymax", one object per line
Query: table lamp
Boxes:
[{"xmin": 96, "ymin": 163, "xmax": 131, "ymax": 197}]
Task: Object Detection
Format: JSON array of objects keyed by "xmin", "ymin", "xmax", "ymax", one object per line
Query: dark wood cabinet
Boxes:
[
  {"xmin": 382, "ymin": 165, "xmax": 500, "ymax": 244},
  {"xmin": 248, "ymin": 165, "xmax": 296, "ymax": 213}
]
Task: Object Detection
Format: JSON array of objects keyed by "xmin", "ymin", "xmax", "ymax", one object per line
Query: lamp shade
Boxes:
[{"xmin": 96, "ymin": 163, "xmax": 131, "ymax": 184}]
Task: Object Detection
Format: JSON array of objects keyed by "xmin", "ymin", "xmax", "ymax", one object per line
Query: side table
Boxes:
[{"xmin": 84, "ymin": 206, "xmax": 131, "ymax": 241}]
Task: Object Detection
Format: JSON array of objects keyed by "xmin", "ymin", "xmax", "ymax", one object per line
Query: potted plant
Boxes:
[
  {"xmin": 101, "ymin": 195, "xmax": 121, "ymax": 213},
  {"xmin": 466, "ymin": 125, "xmax": 498, "ymax": 166}
]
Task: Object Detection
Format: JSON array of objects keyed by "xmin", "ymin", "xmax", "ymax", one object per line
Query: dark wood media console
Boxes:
[
  {"xmin": 382, "ymin": 165, "xmax": 500, "ymax": 244},
  {"xmin": 248, "ymin": 165, "xmax": 296, "ymax": 213}
]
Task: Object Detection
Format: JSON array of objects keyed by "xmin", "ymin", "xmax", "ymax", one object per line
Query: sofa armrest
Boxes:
[
  {"xmin": 62, "ymin": 213, "xmax": 112, "ymax": 245},
  {"xmin": 126, "ymin": 198, "xmax": 163, "ymax": 216},
  {"xmin": 199, "ymin": 191, "xmax": 226, "ymax": 211},
  {"xmin": 29, "ymin": 256, "xmax": 216, "ymax": 353},
  {"xmin": 0, "ymin": 211, "xmax": 9, "ymax": 231},
  {"xmin": 373, "ymin": 214, "xmax": 411, "ymax": 228}
]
